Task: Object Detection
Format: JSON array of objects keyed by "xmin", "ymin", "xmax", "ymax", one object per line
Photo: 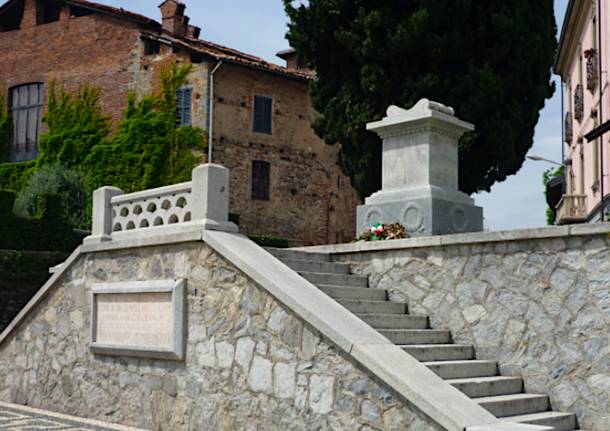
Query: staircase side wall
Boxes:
[
  {"xmin": 334, "ymin": 231, "xmax": 610, "ymax": 431},
  {"xmin": 0, "ymin": 242, "xmax": 442, "ymax": 431}
]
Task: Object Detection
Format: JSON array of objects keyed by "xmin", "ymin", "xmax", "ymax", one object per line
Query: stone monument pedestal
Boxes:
[{"xmin": 356, "ymin": 99, "xmax": 483, "ymax": 237}]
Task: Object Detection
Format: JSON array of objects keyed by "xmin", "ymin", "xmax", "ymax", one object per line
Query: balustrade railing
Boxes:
[
  {"xmin": 586, "ymin": 49, "xmax": 598, "ymax": 91},
  {"xmin": 556, "ymin": 194, "xmax": 587, "ymax": 225},
  {"xmin": 84, "ymin": 164, "xmax": 237, "ymax": 245},
  {"xmin": 574, "ymin": 84, "xmax": 584, "ymax": 122}
]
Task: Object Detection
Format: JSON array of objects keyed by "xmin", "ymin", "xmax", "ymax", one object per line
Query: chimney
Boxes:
[
  {"xmin": 276, "ymin": 48, "xmax": 311, "ymax": 72},
  {"xmin": 159, "ymin": 0, "xmax": 189, "ymax": 37},
  {"xmin": 186, "ymin": 24, "xmax": 201, "ymax": 39}
]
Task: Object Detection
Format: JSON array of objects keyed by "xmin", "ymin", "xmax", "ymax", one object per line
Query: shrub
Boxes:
[
  {"xmin": 13, "ymin": 164, "xmax": 88, "ymax": 229},
  {"xmin": 0, "ymin": 190, "xmax": 85, "ymax": 252},
  {"xmin": 247, "ymin": 234, "xmax": 290, "ymax": 248}
]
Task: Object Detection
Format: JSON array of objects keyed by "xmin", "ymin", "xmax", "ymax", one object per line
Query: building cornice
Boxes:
[{"xmin": 555, "ymin": 0, "xmax": 594, "ymax": 79}]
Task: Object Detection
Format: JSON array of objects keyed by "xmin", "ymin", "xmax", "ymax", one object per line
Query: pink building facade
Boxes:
[{"xmin": 555, "ymin": 0, "xmax": 610, "ymax": 223}]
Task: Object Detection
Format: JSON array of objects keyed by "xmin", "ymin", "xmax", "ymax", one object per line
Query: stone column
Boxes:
[
  {"xmin": 191, "ymin": 163, "xmax": 238, "ymax": 232},
  {"xmin": 84, "ymin": 186, "xmax": 123, "ymax": 244},
  {"xmin": 356, "ymin": 99, "xmax": 483, "ymax": 236}
]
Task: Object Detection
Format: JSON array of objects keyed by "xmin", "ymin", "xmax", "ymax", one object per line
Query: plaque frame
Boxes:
[{"xmin": 90, "ymin": 279, "xmax": 186, "ymax": 360}]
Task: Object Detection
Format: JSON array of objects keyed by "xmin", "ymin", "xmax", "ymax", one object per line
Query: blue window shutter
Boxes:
[{"xmin": 183, "ymin": 88, "xmax": 192, "ymax": 126}]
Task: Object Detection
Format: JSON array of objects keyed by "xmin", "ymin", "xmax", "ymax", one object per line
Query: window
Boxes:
[
  {"xmin": 176, "ymin": 86, "xmax": 192, "ymax": 126},
  {"xmin": 36, "ymin": 0, "xmax": 60, "ymax": 25},
  {"xmin": 143, "ymin": 38, "xmax": 160, "ymax": 56},
  {"xmin": 251, "ymin": 160, "xmax": 270, "ymax": 200},
  {"xmin": 253, "ymin": 95, "xmax": 272, "ymax": 134},
  {"xmin": 9, "ymin": 83, "xmax": 43, "ymax": 162}
]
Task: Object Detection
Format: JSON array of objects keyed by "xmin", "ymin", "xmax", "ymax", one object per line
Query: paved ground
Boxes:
[{"xmin": 0, "ymin": 402, "xmax": 146, "ymax": 431}]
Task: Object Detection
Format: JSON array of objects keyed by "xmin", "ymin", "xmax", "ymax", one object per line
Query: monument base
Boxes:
[{"xmin": 356, "ymin": 186, "xmax": 483, "ymax": 237}]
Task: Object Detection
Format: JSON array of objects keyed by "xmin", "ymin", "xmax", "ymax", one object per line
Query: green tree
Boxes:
[
  {"xmin": 84, "ymin": 63, "xmax": 205, "ymax": 192},
  {"xmin": 284, "ymin": 0, "xmax": 557, "ymax": 198},
  {"xmin": 542, "ymin": 165, "xmax": 565, "ymax": 225},
  {"xmin": 38, "ymin": 83, "xmax": 111, "ymax": 168}
]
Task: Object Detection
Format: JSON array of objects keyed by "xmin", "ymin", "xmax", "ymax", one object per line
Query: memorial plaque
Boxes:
[{"xmin": 90, "ymin": 280, "xmax": 185, "ymax": 360}]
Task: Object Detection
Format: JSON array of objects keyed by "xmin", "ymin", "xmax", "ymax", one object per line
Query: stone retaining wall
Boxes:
[
  {"xmin": 0, "ymin": 243, "xmax": 441, "ymax": 431},
  {"xmin": 331, "ymin": 229, "xmax": 610, "ymax": 431}
]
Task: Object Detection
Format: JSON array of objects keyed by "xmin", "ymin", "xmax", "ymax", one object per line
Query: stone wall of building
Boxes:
[
  {"xmin": 213, "ymin": 63, "xmax": 359, "ymax": 245},
  {"xmin": 333, "ymin": 231, "xmax": 610, "ymax": 430},
  {"xmin": 0, "ymin": 242, "xmax": 441, "ymax": 431}
]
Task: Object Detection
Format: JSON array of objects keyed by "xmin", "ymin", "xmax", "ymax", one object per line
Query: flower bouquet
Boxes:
[{"xmin": 358, "ymin": 223, "xmax": 407, "ymax": 241}]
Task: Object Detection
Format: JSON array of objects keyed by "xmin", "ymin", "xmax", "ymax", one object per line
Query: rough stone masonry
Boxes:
[
  {"xmin": 331, "ymin": 229, "xmax": 610, "ymax": 431},
  {"xmin": 0, "ymin": 242, "xmax": 443, "ymax": 431}
]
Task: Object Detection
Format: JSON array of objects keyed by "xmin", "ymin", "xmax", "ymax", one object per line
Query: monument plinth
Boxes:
[{"xmin": 357, "ymin": 99, "xmax": 483, "ymax": 236}]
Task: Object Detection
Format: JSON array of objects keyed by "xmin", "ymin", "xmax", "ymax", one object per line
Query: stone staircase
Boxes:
[{"xmin": 268, "ymin": 248, "xmax": 580, "ymax": 431}]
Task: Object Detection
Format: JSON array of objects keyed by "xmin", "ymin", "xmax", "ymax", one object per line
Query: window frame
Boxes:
[
  {"xmin": 251, "ymin": 160, "xmax": 271, "ymax": 201},
  {"xmin": 252, "ymin": 95, "xmax": 273, "ymax": 135},
  {"xmin": 9, "ymin": 83, "xmax": 43, "ymax": 162},
  {"xmin": 176, "ymin": 85, "xmax": 193, "ymax": 127}
]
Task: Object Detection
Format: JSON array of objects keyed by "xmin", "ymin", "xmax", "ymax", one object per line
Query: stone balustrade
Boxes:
[{"xmin": 84, "ymin": 163, "xmax": 237, "ymax": 245}]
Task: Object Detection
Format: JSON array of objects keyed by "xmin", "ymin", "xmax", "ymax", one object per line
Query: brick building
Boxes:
[{"xmin": 0, "ymin": 0, "xmax": 359, "ymax": 245}]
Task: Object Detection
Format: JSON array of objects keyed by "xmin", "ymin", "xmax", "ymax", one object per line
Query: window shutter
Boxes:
[
  {"xmin": 253, "ymin": 95, "xmax": 272, "ymax": 134},
  {"xmin": 183, "ymin": 87, "xmax": 192, "ymax": 126},
  {"xmin": 251, "ymin": 160, "xmax": 270, "ymax": 200},
  {"xmin": 176, "ymin": 89, "xmax": 184, "ymax": 126}
]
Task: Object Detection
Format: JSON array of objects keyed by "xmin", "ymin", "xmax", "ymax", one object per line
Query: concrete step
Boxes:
[
  {"xmin": 358, "ymin": 314, "xmax": 428, "ymax": 330},
  {"xmin": 501, "ymin": 411, "xmax": 577, "ymax": 431},
  {"xmin": 300, "ymin": 272, "xmax": 368, "ymax": 287},
  {"xmin": 401, "ymin": 344, "xmax": 474, "ymax": 362},
  {"xmin": 320, "ymin": 286, "xmax": 387, "ymax": 301},
  {"xmin": 476, "ymin": 393, "xmax": 549, "ymax": 418},
  {"xmin": 266, "ymin": 248, "xmax": 331, "ymax": 262},
  {"xmin": 337, "ymin": 299, "xmax": 406, "ymax": 315},
  {"xmin": 447, "ymin": 376, "xmax": 523, "ymax": 398},
  {"xmin": 282, "ymin": 258, "xmax": 350, "ymax": 274},
  {"xmin": 379, "ymin": 329, "xmax": 451, "ymax": 345},
  {"xmin": 422, "ymin": 360, "xmax": 498, "ymax": 379}
]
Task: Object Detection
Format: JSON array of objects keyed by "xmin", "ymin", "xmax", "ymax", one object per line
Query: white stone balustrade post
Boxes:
[
  {"xmin": 191, "ymin": 163, "xmax": 238, "ymax": 232},
  {"xmin": 84, "ymin": 186, "xmax": 123, "ymax": 244}
]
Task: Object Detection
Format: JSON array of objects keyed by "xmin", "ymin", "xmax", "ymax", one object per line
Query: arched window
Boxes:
[{"xmin": 9, "ymin": 83, "xmax": 43, "ymax": 162}]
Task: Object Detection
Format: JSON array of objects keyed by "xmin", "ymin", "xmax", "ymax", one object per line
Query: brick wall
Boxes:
[
  {"xmin": 0, "ymin": 0, "xmax": 142, "ymax": 127},
  {"xmin": 213, "ymin": 64, "xmax": 359, "ymax": 245},
  {"xmin": 0, "ymin": 0, "xmax": 360, "ymax": 246}
]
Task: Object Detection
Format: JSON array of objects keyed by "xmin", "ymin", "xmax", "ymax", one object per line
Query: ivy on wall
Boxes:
[
  {"xmin": 84, "ymin": 62, "xmax": 205, "ymax": 193},
  {"xmin": 0, "ymin": 92, "xmax": 10, "ymax": 161},
  {"xmin": 38, "ymin": 83, "xmax": 110, "ymax": 168},
  {"xmin": 0, "ymin": 61, "xmax": 206, "ymax": 205}
]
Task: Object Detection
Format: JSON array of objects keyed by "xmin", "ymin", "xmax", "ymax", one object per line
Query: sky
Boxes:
[{"xmin": 97, "ymin": 0, "xmax": 570, "ymax": 231}]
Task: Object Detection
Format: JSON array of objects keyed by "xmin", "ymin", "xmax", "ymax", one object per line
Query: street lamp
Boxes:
[{"xmin": 526, "ymin": 155, "xmax": 563, "ymax": 166}]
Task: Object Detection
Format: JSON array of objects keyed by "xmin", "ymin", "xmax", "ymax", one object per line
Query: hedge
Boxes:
[
  {"xmin": 0, "ymin": 190, "xmax": 86, "ymax": 252},
  {"xmin": 247, "ymin": 234, "xmax": 290, "ymax": 248},
  {"xmin": 0, "ymin": 250, "xmax": 66, "ymax": 283}
]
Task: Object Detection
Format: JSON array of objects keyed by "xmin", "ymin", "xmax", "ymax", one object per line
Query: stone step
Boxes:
[
  {"xmin": 401, "ymin": 344, "xmax": 474, "ymax": 362},
  {"xmin": 422, "ymin": 360, "xmax": 498, "ymax": 379},
  {"xmin": 282, "ymin": 258, "xmax": 350, "ymax": 274},
  {"xmin": 446, "ymin": 376, "xmax": 523, "ymax": 398},
  {"xmin": 266, "ymin": 248, "xmax": 331, "ymax": 262},
  {"xmin": 320, "ymin": 286, "xmax": 387, "ymax": 301},
  {"xmin": 379, "ymin": 329, "xmax": 451, "ymax": 345},
  {"xmin": 337, "ymin": 299, "xmax": 406, "ymax": 315},
  {"xmin": 358, "ymin": 314, "xmax": 428, "ymax": 330},
  {"xmin": 501, "ymin": 411, "xmax": 577, "ymax": 431},
  {"xmin": 476, "ymin": 393, "xmax": 550, "ymax": 418},
  {"xmin": 300, "ymin": 272, "xmax": 368, "ymax": 287}
]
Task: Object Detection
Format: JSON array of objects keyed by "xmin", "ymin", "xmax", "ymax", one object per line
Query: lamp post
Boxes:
[{"xmin": 526, "ymin": 155, "xmax": 563, "ymax": 166}]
